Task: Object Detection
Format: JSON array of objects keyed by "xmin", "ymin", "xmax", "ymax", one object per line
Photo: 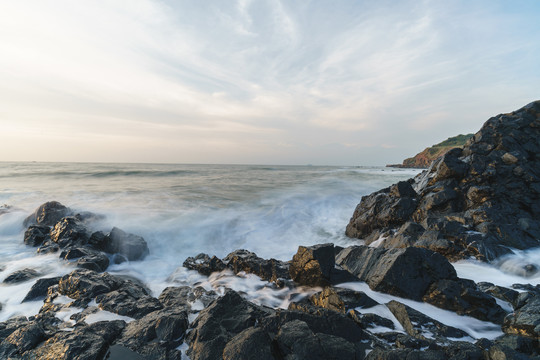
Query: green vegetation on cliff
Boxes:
[{"xmin": 388, "ymin": 133, "xmax": 474, "ymax": 168}]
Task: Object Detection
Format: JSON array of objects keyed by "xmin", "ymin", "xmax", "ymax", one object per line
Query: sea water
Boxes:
[{"xmin": 0, "ymin": 162, "xmax": 538, "ymax": 339}]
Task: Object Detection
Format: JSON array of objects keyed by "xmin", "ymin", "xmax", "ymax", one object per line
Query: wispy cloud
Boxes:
[{"xmin": 0, "ymin": 0, "xmax": 539, "ymax": 164}]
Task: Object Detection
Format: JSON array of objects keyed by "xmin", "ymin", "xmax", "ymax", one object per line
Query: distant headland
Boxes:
[{"xmin": 387, "ymin": 133, "xmax": 474, "ymax": 168}]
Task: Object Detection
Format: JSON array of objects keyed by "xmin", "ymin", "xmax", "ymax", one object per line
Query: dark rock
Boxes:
[
  {"xmin": 487, "ymin": 344, "xmax": 535, "ymax": 360},
  {"xmin": 260, "ymin": 307, "xmax": 371, "ymax": 345},
  {"xmin": 115, "ymin": 308, "xmax": 188, "ymax": 358},
  {"xmin": 23, "ymin": 201, "xmax": 71, "ymax": 227},
  {"xmin": 423, "ymin": 279, "xmax": 507, "ymax": 324},
  {"xmin": 24, "ymin": 225, "xmax": 51, "ymax": 247},
  {"xmin": 386, "ymin": 300, "xmax": 469, "ymax": 340},
  {"xmin": 186, "ymin": 290, "xmax": 273, "ymax": 360},
  {"xmin": 346, "ymin": 181, "xmax": 417, "ymax": 239},
  {"xmin": 503, "ymin": 291, "xmax": 540, "ymax": 339},
  {"xmin": 87, "ymin": 230, "xmax": 110, "ymax": 251},
  {"xmin": 495, "ymin": 334, "xmax": 539, "ymax": 357},
  {"xmin": 224, "ymin": 249, "xmax": 290, "ymax": 284},
  {"xmin": 50, "ymin": 216, "xmax": 89, "ymax": 248},
  {"xmin": 57, "ymin": 268, "xmax": 123, "ymax": 300},
  {"xmin": 477, "ymin": 282, "xmax": 520, "ymax": 308},
  {"xmin": 37, "ymin": 240, "xmax": 60, "ymax": 254},
  {"xmin": 183, "ymin": 253, "xmax": 227, "ymax": 276},
  {"xmin": 346, "ymin": 101, "xmax": 540, "ymax": 262},
  {"xmin": 222, "ymin": 327, "xmax": 275, "ymax": 360},
  {"xmin": 348, "ymin": 310, "xmax": 395, "ymax": 330},
  {"xmin": 0, "ymin": 316, "xmax": 28, "ymax": 341},
  {"xmin": 105, "ymin": 227, "xmax": 149, "ymax": 261},
  {"xmin": 59, "ymin": 247, "xmax": 110, "ymax": 272},
  {"xmin": 274, "ymin": 319, "xmax": 358, "ymax": 360},
  {"xmin": 22, "ymin": 277, "xmax": 61, "ymax": 302},
  {"xmin": 289, "ymin": 243, "xmax": 335, "ymax": 287},
  {"xmin": 0, "ymin": 321, "xmax": 47, "ymax": 358},
  {"xmin": 308, "ymin": 287, "xmax": 378, "ymax": 313},
  {"xmin": 3, "ymin": 268, "xmax": 40, "ymax": 284},
  {"xmin": 158, "ymin": 286, "xmax": 217, "ymax": 310},
  {"xmin": 30, "ymin": 320, "xmax": 125, "ymax": 360},
  {"xmin": 336, "ymin": 245, "xmax": 456, "ymax": 301},
  {"xmin": 95, "ymin": 285, "xmax": 163, "ymax": 319},
  {"xmin": 106, "ymin": 345, "xmax": 146, "ymax": 360}
]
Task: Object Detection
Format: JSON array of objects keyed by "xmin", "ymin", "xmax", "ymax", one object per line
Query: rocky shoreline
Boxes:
[{"xmin": 0, "ymin": 101, "xmax": 539, "ymax": 359}]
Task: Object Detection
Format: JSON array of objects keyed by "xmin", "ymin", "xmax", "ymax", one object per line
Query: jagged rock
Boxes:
[
  {"xmin": 486, "ymin": 344, "xmax": 535, "ymax": 360},
  {"xmin": 477, "ymin": 282, "xmax": 520, "ymax": 308},
  {"xmin": 59, "ymin": 247, "xmax": 110, "ymax": 272},
  {"xmin": 349, "ymin": 311, "xmax": 395, "ymax": 330},
  {"xmin": 183, "ymin": 253, "xmax": 227, "ymax": 276},
  {"xmin": 289, "ymin": 243, "xmax": 335, "ymax": 287},
  {"xmin": 30, "ymin": 320, "xmax": 125, "ymax": 360},
  {"xmin": 23, "ymin": 201, "xmax": 71, "ymax": 227},
  {"xmin": 422, "ymin": 279, "xmax": 507, "ymax": 324},
  {"xmin": 50, "ymin": 217, "xmax": 89, "ymax": 248},
  {"xmin": 186, "ymin": 291, "xmax": 273, "ymax": 360},
  {"xmin": 0, "ymin": 321, "xmax": 47, "ymax": 358},
  {"xmin": 37, "ymin": 240, "xmax": 60, "ymax": 254},
  {"xmin": 0, "ymin": 317, "xmax": 28, "ymax": 341},
  {"xmin": 224, "ymin": 249, "xmax": 290, "ymax": 284},
  {"xmin": 3, "ymin": 268, "xmax": 40, "ymax": 284},
  {"xmin": 222, "ymin": 327, "xmax": 275, "ymax": 360},
  {"xmin": 158, "ymin": 286, "xmax": 217, "ymax": 310},
  {"xmin": 386, "ymin": 300, "xmax": 468, "ymax": 340},
  {"xmin": 346, "ymin": 181, "xmax": 417, "ymax": 239},
  {"xmin": 57, "ymin": 269, "xmax": 124, "ymax": 300},
  {"xmin": 274, "ymin": 320, "xmax": 359, "ymax": 360},
  {"xmin": 366, "ymin": 342, "xmax": 486, "ymax": 360},
  {"xmin": 105, "ymin": 227, "xmax": 149, "ymax": 261},
  {"xmin": 307, "ymin": 287, "xmax": 378, "ymax": 314},
  {"xmin": 260, "ymin": 307, "xmax": 372, "ymax": 345},
  {"xmin": 24, "ymin": 225, "xmax": 51, "ymax": 247},
  {"xmin": 502, "ymin": 291, "xmax": 540, "ymax": 339},
  {"xmin": 115, "ymin": 309, "xmax": 188, "ymax": 358},
  {"xmin": 22, "ymin": 277, "xmax": 61, "ymax": 302},
  {"xmin": 494, "ymin": 334, "xmax": 539, "ymax": 357},
  {"xmin": 336, "ymin": 245, "xmax": 456, "ymax": 301},
  {"xmin": 87, "ymin": 231, "xmax": 110, "ymax": 251},
  {"xmin": 96, "ymin": 287, "xmax": 163, "ymax": 319},
  {"xmin": 346, "ymin": 101, "xmax": 540, "ymax": 262},
  {"xmin": 105, "ymin": 345, "xmax": 146, "ymax": 360}
]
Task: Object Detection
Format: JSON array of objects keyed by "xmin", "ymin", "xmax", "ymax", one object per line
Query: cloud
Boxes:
[{"xmin": 0, "ymin": 0, "xmax": 539, "ymax": 164}]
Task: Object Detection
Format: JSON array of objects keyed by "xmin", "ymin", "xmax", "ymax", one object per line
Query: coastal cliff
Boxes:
[{"xmin": 387, "ymin": 133, "xmax": 473, "ymax": 168}]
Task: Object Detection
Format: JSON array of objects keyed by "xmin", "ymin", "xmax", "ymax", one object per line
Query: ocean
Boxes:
[{"xmin": 0, "ymin": 162, "xmax": 538, "ymax": 339}]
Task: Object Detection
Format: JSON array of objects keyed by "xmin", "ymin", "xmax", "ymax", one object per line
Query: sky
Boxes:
[{"xmin": 1, "ymin": 0, "xmax": 539, "ymax": 166}]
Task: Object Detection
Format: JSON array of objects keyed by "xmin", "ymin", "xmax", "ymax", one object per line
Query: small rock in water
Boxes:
[
  {"xmin": 3, "ymin": 268, "xmax": 40, "ymax": 284},
  {"xmin": 183, "ymin": 253, "xmax": 226, "ymax": 275}
]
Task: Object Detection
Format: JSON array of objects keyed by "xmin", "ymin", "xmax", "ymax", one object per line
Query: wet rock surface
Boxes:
[{"xmin": 346, "ymin": 100, "xmax": 540, "ymax": 262}]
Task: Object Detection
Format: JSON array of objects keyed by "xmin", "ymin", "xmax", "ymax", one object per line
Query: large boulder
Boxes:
[
  {"xmin": 23, "ymin": 201, "xmax": 71, "ymax": 227},
  {"xmin": 50, "ymin": 217, "xmax": 90, "ymax": 248},
  {"xmin": 289, "ymin": 243, "xmax": 335, "ymax": 287},
  {"xmin": 336, "ymin": 245, "xmax": 456, "ymax": 301},
  {"xmin": 186, "ymin": 291, "xmax": 273, "ymax": 360},
  {"xmin": 346, "ymin": 101, "xmax": 540, "ymax": 262},
  {"xmin": 105, "ymin": 227, "xmax": 149, "ymax": 261}
]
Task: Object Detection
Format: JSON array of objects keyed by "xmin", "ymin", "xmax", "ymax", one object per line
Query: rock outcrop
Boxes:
[{"xmin": 347, "ymin": 101, "xmax": 540, "ymax": 262}]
